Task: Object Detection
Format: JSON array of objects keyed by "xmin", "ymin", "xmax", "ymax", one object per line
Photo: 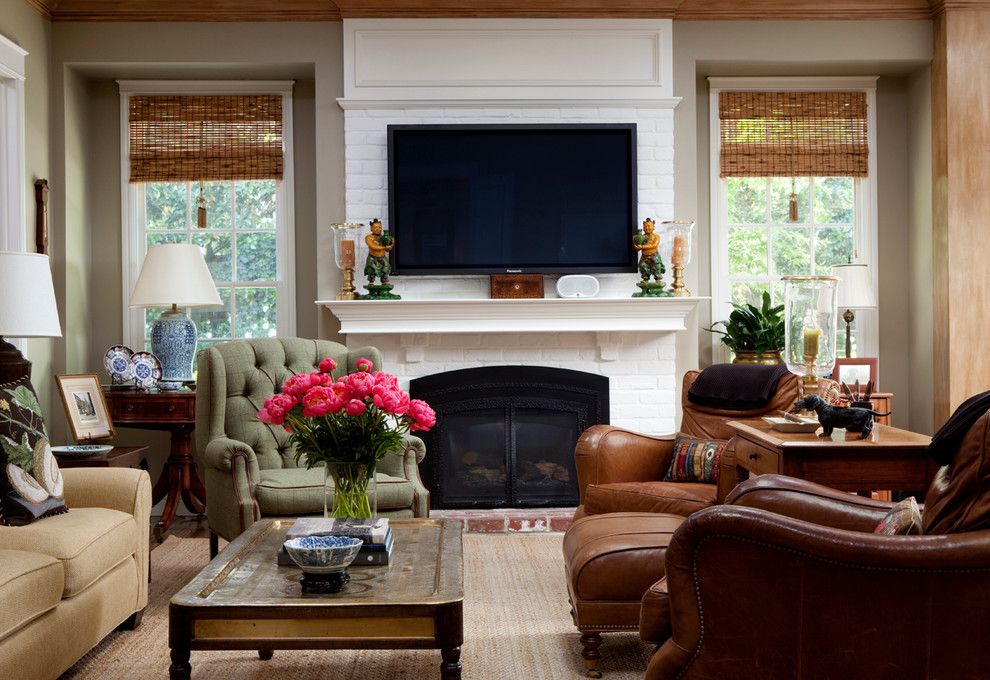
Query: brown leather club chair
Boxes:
[
  {"xmin": 573, "ymin": 369, "xmax": 805, "ymax": 520},
  {"xmin": 640, "ymin": 408, "xmax": 990, "ymax": 680}
]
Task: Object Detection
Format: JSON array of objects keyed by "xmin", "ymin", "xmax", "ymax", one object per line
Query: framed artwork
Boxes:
[
  {"xmin": 55, "ymin": 374, "xmax": 114, "ymax": 442},
  {"xmin": 832, "ymin": 357, "xmax": 879, "ymax": 390}
]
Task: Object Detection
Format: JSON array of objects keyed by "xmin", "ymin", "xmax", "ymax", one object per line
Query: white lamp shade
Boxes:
[
  {"xmin": 0, "ymin": 252, "xmax": 62, "ymax": 338},
  {"xmin": 831, "ymin": 263, "xmax": 877, "ymax": 309},
  {"xmin": 129, "ymin": 244, "xmax": 222, "ymax": 308}
]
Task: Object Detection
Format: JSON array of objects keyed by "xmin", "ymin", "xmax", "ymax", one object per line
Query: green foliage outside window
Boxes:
[
  {"xmin": 141, "ymin": 180, "xmax": 280, "ymax": 355},
  {"xmin": 725, "ymin": 175, "xmax": 858, "ymax": 355}
]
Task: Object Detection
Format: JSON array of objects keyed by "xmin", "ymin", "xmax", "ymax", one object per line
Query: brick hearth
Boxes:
[{"xmin": 430, "ymin": 508, "xmax": 575, "ymax": 533}]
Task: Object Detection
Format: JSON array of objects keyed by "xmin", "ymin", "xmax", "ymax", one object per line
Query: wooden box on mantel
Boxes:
[{"xmin": 489, "ymin": 274, "xmax": 544, "ymax": 299}]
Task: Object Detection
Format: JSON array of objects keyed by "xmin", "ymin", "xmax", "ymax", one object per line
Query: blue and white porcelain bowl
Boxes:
[{"xmin": 283, "ymin": 535, "xmax": 363, "ymax": 574}]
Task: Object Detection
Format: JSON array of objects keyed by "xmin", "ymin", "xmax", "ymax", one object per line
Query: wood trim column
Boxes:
[{"xmin": 932, "ymin": 6, "xmax": 990, "ymax": 426}]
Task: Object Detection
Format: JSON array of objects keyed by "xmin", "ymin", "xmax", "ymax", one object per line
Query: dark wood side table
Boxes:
[
  {"xmin": 728, "ymin": 418, "xmax": 936, "ymax": 496},
  {"xmin": 102, "ymin": 389, "xmax": 203, "ymax": 541},
  {"xmin": 55, "ymin": 445, "xmax": 151, "ymax": 471}
]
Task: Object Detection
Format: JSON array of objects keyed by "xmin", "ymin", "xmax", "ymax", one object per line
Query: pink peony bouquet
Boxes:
[{"xmin": 258, "ymin": 357, "xmax": 435, "ymax": 473}]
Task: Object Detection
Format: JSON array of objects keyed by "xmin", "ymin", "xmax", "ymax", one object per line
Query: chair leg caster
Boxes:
[
  {"xmin": 258, "ymin": 649, "xmax": 274, "ymax": 661},
  {"xmin": 581, "ymin": 632, "xmax": 603, "ymax": 678}
]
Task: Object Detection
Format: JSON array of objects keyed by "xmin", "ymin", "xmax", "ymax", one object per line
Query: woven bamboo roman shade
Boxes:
[
  {"xmin": 719, "ymin": 91, "xmax": 868, "ymax": 178},
  {"xmin": 128, "ymin": 95, "xmax": 283, "ymax": 182}
]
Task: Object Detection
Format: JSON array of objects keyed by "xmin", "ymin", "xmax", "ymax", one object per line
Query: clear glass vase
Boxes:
[
  {"xmin": 323, "ymin": 462, "xmax": 378, "ymax": 519},
  {"xmin": 782, "ymin": 275, "xmax": 840, "ymax": 393}
]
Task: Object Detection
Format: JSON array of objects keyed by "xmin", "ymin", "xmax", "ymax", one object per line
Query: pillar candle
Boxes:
[
  {"xmin": 341, "ymin": 239, "xmax": 355, "ymax": 269},
  {"xmin": 672, "ymin": 235, "xmax": 686, "ymax": 265},
  {"xmin": 802, "ymin": 326, "xmax": 822, "ymax": 359}
]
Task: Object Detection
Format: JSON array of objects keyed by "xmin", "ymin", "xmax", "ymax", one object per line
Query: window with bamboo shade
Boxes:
[
  {"xmin": 718, "ymin": 91, "xmax": 868, "ymax": 178},
  {"xmin": 122, "ymin": 89, "xmax": 293, "ymax": 355},
  {"xmin": 709, "ymin": 82, "xmax": 877, "ymax": 364},
  {"xmin": 128, "ymin": 95, "xmax": 284, "ymax": 183}
]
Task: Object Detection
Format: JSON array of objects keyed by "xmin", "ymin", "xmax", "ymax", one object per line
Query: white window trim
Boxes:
[
  {"xmin": 117, "ymin": 80, "xmax": 296, "ymax": 350},
  {"xmin": 707, "ymin": 76, "xmax": 879, "ymax": 362},
  {"xmin": 0, "ymin": 36, "xmax": 29, "ymax": 354},
  {"xmin": 0, "ymin": 34, "xmax": 27, "ymax": 254}
]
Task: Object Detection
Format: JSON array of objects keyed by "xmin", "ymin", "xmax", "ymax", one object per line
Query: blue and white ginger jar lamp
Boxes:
[{"xmin": 129, "ymin": 244, "xmax": 221, "ymax": 385}]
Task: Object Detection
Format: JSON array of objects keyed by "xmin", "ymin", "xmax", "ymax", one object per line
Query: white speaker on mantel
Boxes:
[{"xmin": 556, "ymin": 275, "xmax": 600, "ymax": 299}]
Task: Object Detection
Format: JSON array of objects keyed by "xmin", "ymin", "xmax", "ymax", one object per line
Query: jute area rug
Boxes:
[{"xmin": 62, "ymin": 533, "xmax": 653, "ymax": 679}]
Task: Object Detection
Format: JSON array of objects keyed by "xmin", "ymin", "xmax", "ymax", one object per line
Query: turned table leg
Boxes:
[
  {"xmin": 169, "ymin": 647, "xmax": 191, "ymax": 680},
  {"xmin": 154, "ymin": 425, "xmax": 205, "ymax": 541},
  {"xmin": 440, "ymin": 646, "xmax": 462, "ymax": 679},
  {"xmin": 581, "ymin": 632, "xmax": 603, "ymax": 678}
]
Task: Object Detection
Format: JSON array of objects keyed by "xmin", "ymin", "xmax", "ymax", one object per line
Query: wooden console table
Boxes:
[
  {"xmin": 728, "ymin": 418, "xmax": 935, "ymax": 496},
  {"xmin": 103, "ymin": 389, "xmax": 203, "ymax": 541}
]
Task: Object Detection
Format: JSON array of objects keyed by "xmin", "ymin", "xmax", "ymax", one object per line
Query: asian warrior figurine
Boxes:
[
  {"xmin": 361, "ymin": 218, "xmax": 400, "ymax": 300},
  {"xmin": 632, "ymin": 218, "xmax": 671, "ymax": 297}
]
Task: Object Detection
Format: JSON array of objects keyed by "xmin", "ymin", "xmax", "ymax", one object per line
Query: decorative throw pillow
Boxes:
[
  {"xmin": 663, "ymin": 436, "xmax": 728, "ymax": 484},
  {"xmin": 874, "ymin": 496, "xmax": 923, "ymax": 536},
  {"xmin": 0, "ymin": 376, "xmax": 67, "ymax": 526}
]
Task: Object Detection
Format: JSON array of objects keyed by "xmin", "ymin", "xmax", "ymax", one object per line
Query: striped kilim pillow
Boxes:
[{"xmin": 663, "ymin": 436, "xmax": 728, "ymax": 484}]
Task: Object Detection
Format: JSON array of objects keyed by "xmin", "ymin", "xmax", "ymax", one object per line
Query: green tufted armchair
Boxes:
[{"xmin": 195, "ymin": 337, "xmax": 430, "ymax": 556}]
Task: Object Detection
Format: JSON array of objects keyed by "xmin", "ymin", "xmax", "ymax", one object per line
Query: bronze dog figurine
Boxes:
[{"xmin": 792, "ymin": 394, "xmax": 891, "ymax": 439}]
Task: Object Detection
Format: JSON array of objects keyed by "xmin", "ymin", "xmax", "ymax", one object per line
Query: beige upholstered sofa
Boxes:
[{"xmin": 0, "ymin": 467, "xmax": 151, "ymax": 679}]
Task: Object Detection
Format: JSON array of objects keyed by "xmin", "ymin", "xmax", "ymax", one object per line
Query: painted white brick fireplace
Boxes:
[{"xmin": 320, "ymin": 18, "xmax": 702, "ymax": 435}]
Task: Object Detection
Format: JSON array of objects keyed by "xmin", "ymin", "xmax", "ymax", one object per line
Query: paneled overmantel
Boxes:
[{"xmin": 341, "ymin": 18, "xmax": 676, "ymax": 106}]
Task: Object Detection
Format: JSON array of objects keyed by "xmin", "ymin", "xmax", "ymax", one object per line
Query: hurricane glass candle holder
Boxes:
[
  {"xmin": 660, "ymin": 220, "xmax": 694, "ymax": 296},
  {"xmin": 331, "ymin": 222, "xmax": 366, "ymax": 301},
  {"xmin": 782, "ymin": 275, "xmax": 840, "ymax": 394}
]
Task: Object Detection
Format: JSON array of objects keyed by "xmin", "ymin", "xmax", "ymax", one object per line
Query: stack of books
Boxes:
[{"xmin": 278, "ymin": 517, "xmax": 394, "ymax": 567}]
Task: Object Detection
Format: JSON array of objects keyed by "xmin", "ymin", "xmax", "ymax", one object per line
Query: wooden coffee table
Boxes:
[
  {"xmin": 728, "ymin": 419, "xmax": 936, "ymax": 495},
  {"xmin": 169, "ymin": 518, "xmax": 464, "ymax": 679}
]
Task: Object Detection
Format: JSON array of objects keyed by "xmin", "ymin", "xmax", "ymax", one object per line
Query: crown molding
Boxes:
[
  {"xmin": 31, "ymin": 0, "xmax": 989, "ymax": 22},
  {"xmin": 928, "ymin": 0, "xmax": 990, "ymax": 15},
  {"xmin": 39, "ymin": 0, "xmax": 340, "ymax": 22},
  {"xmin": 333, "ymin": 1, "xmax": 676, "ymax": 19},
  {"xmin": 675, "ymin": 0, "xmax": 932, "ymax": 20},
  {"xmin": 24, "ymin": 0, "xmax": 57, "ymax": 19}
]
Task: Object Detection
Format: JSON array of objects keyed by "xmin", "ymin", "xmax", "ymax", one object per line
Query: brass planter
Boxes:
[{"xmin": 732, "ymin": 350, "xmax": 784, "ymax": 366}]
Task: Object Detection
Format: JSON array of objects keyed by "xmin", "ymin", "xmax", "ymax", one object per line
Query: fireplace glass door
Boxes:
[{"xmin": 410, "ymin": 366, "xmax": 608, "ymax": 509}]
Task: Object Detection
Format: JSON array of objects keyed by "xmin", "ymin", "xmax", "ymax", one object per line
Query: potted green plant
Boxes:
[{"xmin": 708, "ymin": 291, "xmax": 785, "ymax": 364}]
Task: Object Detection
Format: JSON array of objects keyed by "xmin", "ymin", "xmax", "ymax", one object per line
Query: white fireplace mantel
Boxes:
[{"xmin": 317, "ymin": 297, "xmax": 707, "ymax": 334}]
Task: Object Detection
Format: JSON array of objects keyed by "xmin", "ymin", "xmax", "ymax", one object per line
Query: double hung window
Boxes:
[
  {"xmin": 120, "ymin": 83, "xmax": 295, "ymax": 354},
  {"xmin": 709, "ymin": 79, "xmax": 878, "ymax": 357}
]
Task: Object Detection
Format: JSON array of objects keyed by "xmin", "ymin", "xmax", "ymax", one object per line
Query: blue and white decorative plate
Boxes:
[
  {"xmin": 130, "ymin": 351, "xmax": 163, "ymax": 390},
  {"xmin": 51, "ymin": 444, "xmax": 114, "ymax": 458},
  {"xmin": 104, "ymin": 345, "xmax": 134, "ymax": 384}
]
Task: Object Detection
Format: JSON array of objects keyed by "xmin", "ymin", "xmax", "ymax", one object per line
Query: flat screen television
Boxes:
[{"xmin": 387, "ymin": 124, "xmax": 637, "ymax": 275}]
